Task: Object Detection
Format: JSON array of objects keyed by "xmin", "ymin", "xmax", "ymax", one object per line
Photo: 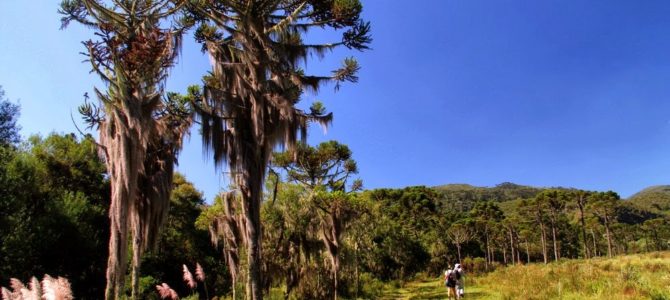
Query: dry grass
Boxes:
[
  {"xmin": 379, "ymin": 252, "xmax": 670, "ymax": 300},
  {"xmin": 473, "ymin": 251, "xmax": 670, "ymax": 300}
]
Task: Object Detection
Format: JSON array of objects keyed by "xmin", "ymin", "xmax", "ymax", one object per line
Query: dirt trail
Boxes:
[{"xmin": 379, "ymin": 277, "xmax": 489, "ymax": 300}]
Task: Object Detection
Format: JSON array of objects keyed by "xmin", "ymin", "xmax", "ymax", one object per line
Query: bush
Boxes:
[
  {"xmin": 462, "ymin": 257, "xmax": 488, "ymax": 275},
  {"xmin": 356, "ymin": 272, "xmax": 385, "ymax": 299}
]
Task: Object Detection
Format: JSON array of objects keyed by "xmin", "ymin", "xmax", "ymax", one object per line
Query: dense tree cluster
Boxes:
[
  {"xmin": 0, "ymin": 101, "xmax": 229, "ymax": 298},
  {"xmin": 1, "ymin": 94, "xmax": 669, "ymax": 299},
  {"xmin": 59, "ymin": 0, "xmax": 370, "ymax": 298},
  {"xmin": 198, "ymin": 141, "xmax": 670, "ymax": 299}
]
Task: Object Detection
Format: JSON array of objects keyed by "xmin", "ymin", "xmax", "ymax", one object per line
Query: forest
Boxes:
[
  {"xmin": 1, "ymin": 0, "xmax": 670, "ymax": 300},
  {"xmin": 1, "ymin": 86, "xmax": 669, "ymax": 299}
]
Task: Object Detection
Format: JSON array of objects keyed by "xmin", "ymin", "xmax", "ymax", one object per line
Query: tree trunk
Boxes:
[
  {"xmin": 485, "ymin": 231, "xmax": 490, "ymax": 268},
  {"xmin": 551, "ymin": 222, "xmax": 559, "ymax": 261},
  {"xmin": 502, "ymin": 244, "xmax": 507, "ymax": 265},
  {"xmin": 354, "ymin": 241, "xmax": 359, "ymax": 299},
  {"xmin": 525, "ymin": 241, "xmax": 530, "ymax": 263},
  {"xmin": 456, "ymin": 244, "xmax": 462, "ymax": 263},
  {"xmin": 577, "ymin": 198, "xmax": 590, "ymax": 259},
  {"xmin": 540, "ymin": 223, "xmax": 548, "ymax": 264},
  {"xmin": 241, "ymin": 181, "xmax": 263, "ymax": 300},
  {"xmin": 232, "ymin": 275, "xmax": 237, "ymax": 300},
  {"xmin": 104, "ymin": 121, "xmax": 142, "ymax": 300},
  {"xmin": 508, "ymin": 227, "xmax": 515, "ymax": 265},
  {"xmin": 591, "ymin": 229, "xmax": 598, "ymax": 257},
  {"xmin": 604, "ymin": 216, "xmax": 613, "ymax": 258},
  {"xmin": 321, "ymin": 211, "xmax": 340, "ymax": 300},
  {"xmin": 516, "ymin": 244, "xmax": 521, "ymax": 265},
  {"xmin": 105, "ymin": 223, "xmax": 125, "ymax": 300},
  {"xmin": 131, "ymin": 231, "xmax": 142, "ymax": 300},
  {"xmin": 333, "ymin": 255, "xmax": 339, "ymax": 300}
]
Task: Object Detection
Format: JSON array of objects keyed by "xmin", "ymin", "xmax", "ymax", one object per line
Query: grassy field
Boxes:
[
  {"xmin": 379, "ymin": 278, "xmax": 488, "ymax": 299},
  {"xmin": 379, "ymin": 252, "xmax": 670, "ymax": 300}
]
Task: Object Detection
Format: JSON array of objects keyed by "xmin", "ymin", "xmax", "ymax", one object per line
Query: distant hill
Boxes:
[
  {"xmin": 433, "ymin": 182, "xmax": 547, "ymax": 212},
  {"xmin": 431, "ymin": 182, "xmax": 670, "ymax": 222},
  {"xmin": 627, "ymin": 185, "xmax": 670, "ymax": 216},
  {"xmin": 434, "ymin": 182, "xmax": 545, "ymax": 202}
]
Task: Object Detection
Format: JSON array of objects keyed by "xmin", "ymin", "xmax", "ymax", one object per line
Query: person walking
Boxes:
[
  {"xmin": 444, "ymin": 269, "xmax": 458, "ymax": 299},
  {"xmin": 454, "ymin": 264, "xmax": 465, "ymax": 298}
]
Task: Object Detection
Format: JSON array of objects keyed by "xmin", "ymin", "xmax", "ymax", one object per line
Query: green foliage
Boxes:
[
  {"xmin": 435, "ymin": 182, "xmax": 546, "ymax": 212},
  {"xmin": 141, "ymin": 174, "xmax": 230, "ymax": 299},
  {"xmin": 359, "ymin": 187, "xmax": 443, "ymax": 279},
  {"xmin": 0, "ymin": 133, "xmax": 108, "ymax": 299},
  {"xmin": 0, "ymin": 86, "xmax": 20, "ymax": 146},
  {"xmin": 273, "ymin": 140, "xmax": 359, "ymax": 191}
]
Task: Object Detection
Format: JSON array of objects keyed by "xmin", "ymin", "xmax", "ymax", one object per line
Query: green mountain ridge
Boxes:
[
  {"xmin": 433, "ymin": 181, "xmax": 572, "ymax": 201},
  {"xmin": 431, "ymin": 182, "xmax": 670, "ymax": 218},
  {"xmin": 627, "ymin": 185, "xmax": 670, "ymax": 216}
]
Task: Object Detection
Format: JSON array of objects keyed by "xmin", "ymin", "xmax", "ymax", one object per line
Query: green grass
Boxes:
[
  {"xmin": 380, "ymin": 252, "xmax": 670, "ymax": 300},
  {"xmin": 377, "ymin": 276, "xmax": 488, "ymax": 300}
]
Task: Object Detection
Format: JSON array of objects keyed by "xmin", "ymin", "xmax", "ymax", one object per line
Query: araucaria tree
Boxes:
[
  {"xmin": 447, "ymin": 222, "xmax": 472, "ymax": 263},
  {"xmin": 59, "ymin": 1, "xmax": 190, "ymax": 299},
  {"xmin": 187, "ymin": 1, "xmax": 370, "ymax": 299},
  {"xmin": 274, "ymin": 141, "xmax": 362, "ymax": 300},
  {"xmin": 588, "ymin": 191, "xmax": 620, "ymax": 258}
]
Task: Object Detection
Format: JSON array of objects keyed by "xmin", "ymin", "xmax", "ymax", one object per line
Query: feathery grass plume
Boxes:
[
  {"xmin": 26, "ymin": 277, "xmax": 40, "ymax": 300},
  {"xmin": 156, "ymin": 283, "xmax": 179, "ymax": 300},
  {"xmin": 8, "ymin": 279, "xmax": 24, "ymax": 299},
  {"xmin": 195, "ymin": 262, "xmax": 209, "ymax": 300},
  {"xmin": 156, "ymin": 283, "xmax": 170, "ymax": 299},
  {"xmin": 195, "ymin": 263, "xmax": 205, "ymax": 282},
  {"xmin": 41, "ymin": 275, "xmax": 73, "ymax": 300},
  {"xmin": 2, "ymin": 277, "xmax": 43, "ymax": 300},
  {"xmin": 182, "ymin": 264, "xmax": 197, "ymax": 289},
  {"xmin": 1, "ymin": 287, "xmax": 10, "ymax": 300}
]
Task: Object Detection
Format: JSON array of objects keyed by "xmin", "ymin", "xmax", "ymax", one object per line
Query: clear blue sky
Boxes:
[{"xmin": 2, "ymin": 1, "xmax": 670, "ymax": 200}]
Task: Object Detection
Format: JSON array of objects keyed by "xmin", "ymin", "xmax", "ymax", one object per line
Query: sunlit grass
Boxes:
[{"xmin": 380, "ymin": 252, "xmax": 670, "ymax": 300}]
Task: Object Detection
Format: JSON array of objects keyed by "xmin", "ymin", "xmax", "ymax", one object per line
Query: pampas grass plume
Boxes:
[
  {"xmin": 27, "ymin": 277, "xmax": 40, "ymax": 300},
  {"xmin": 8, "ymin": 279, "xmax": 23, "ymax": 299},
  {"xmin": 195, "ymin": 263, "xmax": 206, "ymax": 282},
  {"xmin": 156, "ymin": 283, "xmax": 179, "ymax": 300},
  {"xmin": 182, "ymin": 264, "xmax": 196, "ymax": 289},
  {"xmin": 2, "ymin": 275, "xmax": 68, "ymax": 300},
  {"xmin": 1, "ymin": 287, "xmax": 12, "ymax": 300},
  {"xmin": 41, "ymin": 274, "xmax": 73, "ymax": 300}
]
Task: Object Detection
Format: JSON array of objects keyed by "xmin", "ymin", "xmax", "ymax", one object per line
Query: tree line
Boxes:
[
  {"xmin": 196, "ymin": 139, "xmax": 670, "ymax": 299},
  {"xmin": 1, "ymin": 87, "xmax": 669, "ymax": 299}
]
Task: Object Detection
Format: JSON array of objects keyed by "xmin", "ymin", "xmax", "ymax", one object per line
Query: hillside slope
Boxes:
[
  {"xmin": 434, "ymin": 182, "xmax": 564, "ymax": 212},
  {"xmin": 628, "ymin": 185, "xmax": 670, "ymax": 216}
]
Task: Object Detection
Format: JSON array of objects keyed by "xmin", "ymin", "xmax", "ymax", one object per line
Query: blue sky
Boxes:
[{"xmin": 2, "ymin": 1, "xmax": 670, "ymax": 200}]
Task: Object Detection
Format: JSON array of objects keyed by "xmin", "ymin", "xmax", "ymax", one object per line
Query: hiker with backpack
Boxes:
[
  {"xmin": 453, "ymin": 264, "xmax": 464, "ymax": 298},
  {"xmin": 444, "ymin": 268, "xmax": 458, "ymax": 299}
]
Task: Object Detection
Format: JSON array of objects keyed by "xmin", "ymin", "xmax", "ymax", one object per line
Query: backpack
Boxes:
[
  {"xmin": 453, "ymin": 269, "xmax": 461, "ymax": 280},
  {"xmin": 445, "ymin": 272, "xmax": 456, "ymax": 287}
]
